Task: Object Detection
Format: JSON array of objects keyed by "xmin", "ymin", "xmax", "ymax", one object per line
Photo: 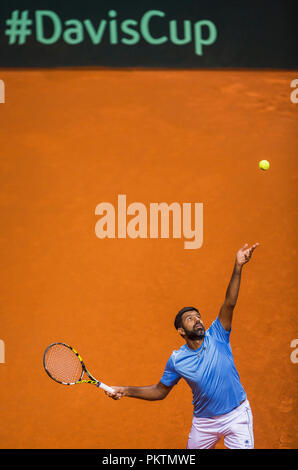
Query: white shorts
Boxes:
[{"xmin": 187, "ymin": 399, "xmax": 254, "ymax": 449}]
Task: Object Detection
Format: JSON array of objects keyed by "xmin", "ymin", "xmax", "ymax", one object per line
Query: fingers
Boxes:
[
  {"xmin": 112, "ymin": 394, "xmax": 123, "ymax": 400},
  {"xmin": 105, "ymin": 391, "xmax": 121, "ymax": 400},
  {"xmin": 105, "ymin": 388, "xmax": 123, "ymax": 400},
  {"xmin": 240, "ymin": 243, "xmax": 249, "ymax": 251},
  {"xmin": 241, "ymin": 242, "xmax": 259, "ymax": 253},
  {"xmin": 251, "ymin": 242, "xmax": 259, "ymax": 250},
  {"xmin": 248, "ymin": 242, "xmax": 259, "ymax": 254}
]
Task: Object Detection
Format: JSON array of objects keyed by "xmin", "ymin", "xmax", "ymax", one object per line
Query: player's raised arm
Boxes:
[
  {"xmin": 105, "ymin": 381, "xmax": 173, "ymax": 401},
  {"xmin": 219, "ymin": 243, "xmax": 259, "ymax": 331}
]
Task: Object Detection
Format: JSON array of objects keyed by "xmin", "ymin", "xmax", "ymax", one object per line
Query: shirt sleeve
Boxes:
[
  {"xmin": 207, "ymin": 316, "xmax": 231, "ymax": 344},
  {"xmin": 160, "ymin": 354, "xmax": 181, "ymax": 387}
]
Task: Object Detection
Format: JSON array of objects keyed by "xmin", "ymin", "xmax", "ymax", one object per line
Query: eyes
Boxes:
[{"xmin": 185, "ymin": 315, "xmax": 201, "ymax": 322}]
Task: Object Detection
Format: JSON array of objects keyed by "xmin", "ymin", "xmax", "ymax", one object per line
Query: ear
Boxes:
[{"xmin": 177, "ymin": 327, "xmax": 185, "ymax": 337}]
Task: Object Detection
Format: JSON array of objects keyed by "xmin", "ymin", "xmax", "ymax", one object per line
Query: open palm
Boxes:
[{"xmin": 236, "ymin": 243, "xmax": 259, "ymax": 265}]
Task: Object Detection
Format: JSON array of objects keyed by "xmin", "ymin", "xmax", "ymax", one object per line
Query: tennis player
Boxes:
[{"xmin": 106, "ymin": 243, "xmax": 258, "ymax": 449}]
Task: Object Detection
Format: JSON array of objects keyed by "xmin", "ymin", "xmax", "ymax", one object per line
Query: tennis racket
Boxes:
[{"xmin": 43, "ymin": 342, "xmax": 115, "ymax": 394}]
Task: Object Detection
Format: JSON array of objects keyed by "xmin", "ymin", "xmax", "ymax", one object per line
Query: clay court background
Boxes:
[{"xmin": 0, "ymin": 69, "xmax": 297, "ymax": 449}]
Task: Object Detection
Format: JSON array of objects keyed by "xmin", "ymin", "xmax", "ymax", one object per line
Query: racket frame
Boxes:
[{"xmin": 43, "ymin": 342, "xmax": 112, "ymax": 392}]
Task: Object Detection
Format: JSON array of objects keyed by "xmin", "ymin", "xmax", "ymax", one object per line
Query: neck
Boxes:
[{"xmin": 185, "ymin": 337, "xmax": 204, "ymax": 350}]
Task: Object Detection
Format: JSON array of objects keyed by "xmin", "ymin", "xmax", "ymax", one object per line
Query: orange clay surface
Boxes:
[{"xmin": 0, "ymin": 69, "xmax": 297, "ymax": 449}]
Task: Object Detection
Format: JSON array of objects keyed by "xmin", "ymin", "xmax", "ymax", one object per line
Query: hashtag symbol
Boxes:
[{"xmin": 5, "ymin": 10, "xmax": 32, "ymax": 45}]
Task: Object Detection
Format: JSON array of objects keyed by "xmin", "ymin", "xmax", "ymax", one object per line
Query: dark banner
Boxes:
[
  {"xmin": 0, "ymin": 0, "xmax": 297, "ymax": 69},
  {"xmin": 0, "ymin": 449, "xmax": 297, "ymax": 465}
]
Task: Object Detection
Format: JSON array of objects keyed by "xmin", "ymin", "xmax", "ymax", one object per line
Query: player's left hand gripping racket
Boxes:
[{"xmin": 43, "ymin": 342, "xmax": 115, "ymax": 394}]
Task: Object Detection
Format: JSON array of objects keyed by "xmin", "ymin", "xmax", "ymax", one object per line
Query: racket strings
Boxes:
[{"xmin": 45, "ymin": 344, "xmax": 83, "ymax": 384}]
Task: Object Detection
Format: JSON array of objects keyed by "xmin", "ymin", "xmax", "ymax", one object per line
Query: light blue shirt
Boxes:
[{"xmin": 160, "ymin": 317, "xmax": 246, "ymax": 418}]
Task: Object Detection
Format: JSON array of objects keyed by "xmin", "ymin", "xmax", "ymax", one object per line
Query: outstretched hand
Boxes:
[{"xmin": 236, "ymin": 242, "xmax": 259, "ymax": 266}]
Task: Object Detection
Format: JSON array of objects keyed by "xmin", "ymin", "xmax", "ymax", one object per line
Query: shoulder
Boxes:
[
  {"xmin": 169, "ymin": 344, "xmax": 188, "ymax": 367},
  {"xmin": 206, "ymin": 316, "xmax": 231, "ymax": 344}
]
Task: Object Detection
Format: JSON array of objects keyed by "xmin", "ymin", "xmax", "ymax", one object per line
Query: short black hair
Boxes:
[{"xmin": 174, "ymin": 306, "xmax": 200, "ymax": 330}]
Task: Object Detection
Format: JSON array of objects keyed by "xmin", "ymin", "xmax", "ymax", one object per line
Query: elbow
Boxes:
[
  {"xmin": 155, "ymin": 383, "xmax": 169, "ymax": 401},
  {"xmin": 155, "ymin": 391, "xmax": 167, "ymax": 401},
  {"xmin": 150, "ymin": 394, "xmax": 165, "ymax": 402},
  {"xmin": 159, "ymin": 394, "xmax": 167, "ymax": 401}
]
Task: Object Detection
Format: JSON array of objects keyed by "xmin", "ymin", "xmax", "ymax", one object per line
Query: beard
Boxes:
[{"xmin": 184, "ymin": 324, "xmax": 206, "ymax": 341}]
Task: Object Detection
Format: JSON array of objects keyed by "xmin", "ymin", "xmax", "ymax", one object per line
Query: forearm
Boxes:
[
  {"xmin": 219, "ymin": 243, "xmax": 258, "ymax": 331},
  {"xmin": 123, "ymin": 384, "xmax": 165, "ymax": 401},
  {"xmin": 225, "ymin": 261, "xmax": 242, "ymax": 306}
]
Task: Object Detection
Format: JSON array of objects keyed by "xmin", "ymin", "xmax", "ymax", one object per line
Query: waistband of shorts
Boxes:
[
  {"xmin": 214, "ymin": 399, "xmax": 250, "ymax": 419},
  {"xmin": 234, "ymin": 398, "xmax": 249, "ymax": 413}
]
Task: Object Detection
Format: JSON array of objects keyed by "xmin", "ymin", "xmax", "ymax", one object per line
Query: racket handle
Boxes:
[{"xmin": 98, "ymin": 382, "xmax": 116, "ymax": 394}]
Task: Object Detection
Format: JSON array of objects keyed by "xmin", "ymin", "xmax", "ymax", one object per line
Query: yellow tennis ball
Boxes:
[{"xmin": 259, "ymin": 160, "xmax": 270, "ymax": 171}]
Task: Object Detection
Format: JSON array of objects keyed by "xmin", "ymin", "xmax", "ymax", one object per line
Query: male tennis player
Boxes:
[{"xmin": 106, "ymin": 243, "xmax": 258, "ymax": 449}]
